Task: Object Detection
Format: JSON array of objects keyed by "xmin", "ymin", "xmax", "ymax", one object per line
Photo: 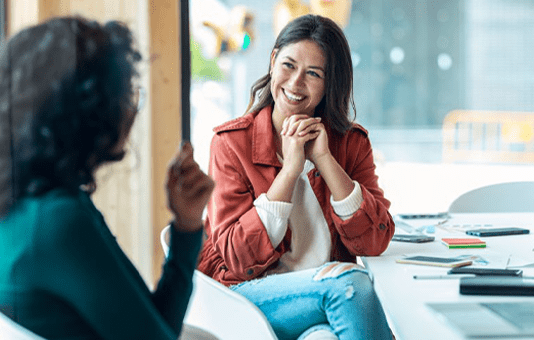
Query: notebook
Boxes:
[
  {"xmin": 441, "ymin": 238, "xmax": 486, "ymax": 249},
  {"xmin": 428, "ymin": 301, "xmax": 534, "ymax": 338}
]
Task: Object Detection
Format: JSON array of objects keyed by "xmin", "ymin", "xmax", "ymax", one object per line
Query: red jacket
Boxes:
[{"xmin": 197, "ymin": 106, "xmax": 394, "ymax": 286}]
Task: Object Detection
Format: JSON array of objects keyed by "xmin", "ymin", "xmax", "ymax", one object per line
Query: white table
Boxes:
[
  {"xmin": 362, "ymin": 213, "xmax": 534, "ymax": 340},
  {"xmin": 375, "ymin": 162, "xmax": 534, "ymax": 215}
]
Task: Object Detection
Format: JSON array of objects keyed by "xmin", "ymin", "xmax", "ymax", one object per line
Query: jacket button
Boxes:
[
  {"xmin": 246, "ymin": 268, "xmax": 254, "ymax": 276},
  {"xmin": 379, "ymin": 223, "xmax": 386, "ymax": 230},
  {"xmin": 315, "ymin": 171, "xmax": 320, "ymax": 177}
]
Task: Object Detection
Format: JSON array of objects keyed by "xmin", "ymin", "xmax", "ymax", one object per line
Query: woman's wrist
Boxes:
[
  {"xmin": 171, "ymin": 217, "xmax": 204, "ymax": 233},
  {"xmin": 267, "ymin": 167, "xmax": 299, "ymax": 202},
  {"xmin": 283, "ymin": 163, "xmax": 303, "ymax": 177},
  {"xmin": 311, "ymin": 152, "xmax": 334, "ymax": 170}
]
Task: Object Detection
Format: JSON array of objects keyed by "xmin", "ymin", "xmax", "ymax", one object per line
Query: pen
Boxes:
[{"xmin": 413, "ymin": 274, "xmax": 476, "ymax": 280}]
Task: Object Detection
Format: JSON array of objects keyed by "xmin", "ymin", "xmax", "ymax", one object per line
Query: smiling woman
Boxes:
[
  {"xmin": 197, "ymin": 14, "xmax": 395, "ymax": 340},
  {"xmin": 269, "ymin": 40, "xmax": 326, "ymax": 127}
]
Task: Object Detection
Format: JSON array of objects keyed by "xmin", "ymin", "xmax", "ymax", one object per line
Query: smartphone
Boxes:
[
  {"xmin": 448, "ymin": 267, "xmax": 523, "ymax": 277},
  {"xmin": 466, "ymin": 227, "xmax": 530, "ymax": 237},
  {"xmin": 392, "ymin": 234, "xmax": 435, "ymax": 243},
  {"xmin": 396, "ymin": 255, "xmax": 473, "ymax": 268}
]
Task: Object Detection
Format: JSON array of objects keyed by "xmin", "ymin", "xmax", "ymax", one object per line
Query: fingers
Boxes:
[
  {"xmin": 167, "ymin": 142, "xmax": 214, "ymax": 199},
  {"xmin": 281, "ymin": 116, "xmax": 322, "ymax": 137}
]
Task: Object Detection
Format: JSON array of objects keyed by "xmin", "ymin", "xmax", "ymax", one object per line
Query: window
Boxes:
[{"xmin": 190, "ymin": 0, "xmax": 534, "ymax": 213}]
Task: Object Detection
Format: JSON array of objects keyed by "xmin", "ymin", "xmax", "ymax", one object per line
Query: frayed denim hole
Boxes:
[{"xmin": 312, "ymin": 263, "xmax": 368, "ymax": 282}]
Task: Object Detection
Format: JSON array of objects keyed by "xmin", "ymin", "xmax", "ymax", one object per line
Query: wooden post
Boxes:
[{"xmin": 148, "ymin": 0, "xmax": 182, "ymax": 283}]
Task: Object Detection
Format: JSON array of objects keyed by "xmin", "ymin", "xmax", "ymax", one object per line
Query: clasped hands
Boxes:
[{"xmin": 280, "ymin": 114, "xmax": 330, "ymax": 175}]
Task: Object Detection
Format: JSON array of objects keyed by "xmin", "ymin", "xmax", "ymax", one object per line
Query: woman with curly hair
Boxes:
[{"xmin": 0, "ymin": 16, "xmax": 214, "ymax": 339}]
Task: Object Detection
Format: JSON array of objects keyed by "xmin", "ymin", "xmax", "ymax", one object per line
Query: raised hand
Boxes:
[{"xmin": 166, "ymin": 142, "xmax": 215, "ymax": 232}]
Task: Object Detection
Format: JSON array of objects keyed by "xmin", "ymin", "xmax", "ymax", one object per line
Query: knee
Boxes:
[
  {"xmin": 313, "ymin": 262, "xmax": 374, "ymax": 300},
  {"xmin": 313, "ymin": 262, "xmax": 366, "ymax": 281}
]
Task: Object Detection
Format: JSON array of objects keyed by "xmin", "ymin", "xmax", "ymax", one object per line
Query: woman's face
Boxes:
[{"xmin": 270, "ymin": 40, "xmax": 326, "ymax": 119}]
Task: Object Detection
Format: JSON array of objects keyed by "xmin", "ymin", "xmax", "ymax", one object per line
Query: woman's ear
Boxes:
[{"xmin": 270, "ymin": 49, "xmax": 278, "ymax": 72}]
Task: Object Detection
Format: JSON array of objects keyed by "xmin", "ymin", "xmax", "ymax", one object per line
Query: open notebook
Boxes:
[{"xmin": 428, "ymin": 302, "xmax": 534, "ymax": 338}]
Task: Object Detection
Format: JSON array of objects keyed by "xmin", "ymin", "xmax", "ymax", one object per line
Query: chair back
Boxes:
[
  {"xmin": 0, "ymin": 312, "xmax": 47, "ymax": 340},
  {"xmin": 448, "ymin": 181, "xmax": 534, "ymax": 213},
  {"xmin": 160, "ymin": 226, "xmax": 278, "ymax": 340}
]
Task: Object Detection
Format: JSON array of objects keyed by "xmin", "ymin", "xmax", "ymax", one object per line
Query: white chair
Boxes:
[
  {"xmin": 0, "ymin": 294, "xmax": 215, "ymax": 340},
  {"xmin": 0, "ymin": 312, "xmax": 47, "ymax": 340},
  {"xmin": 448, "ymin": 181, "xmax": 534, "ymax": 213},
  {"xmin": 161, "ymin": 226, "xmax": 339, "ymax": 340},
  {"xmin": 161, "ymin": 225, "xmax": 278, "ymax": 340}
]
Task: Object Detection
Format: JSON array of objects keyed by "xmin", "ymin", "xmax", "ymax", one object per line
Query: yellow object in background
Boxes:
[
  {"xmin": 274, "ymin": 0, "xmax": 353, "ymax": 36},
  {"xmin": 310, "ymin": 0, "xmax": 352, "ymax": 28},
  {"xmin": 202, "ymin": 5, "xmax": 254, "ymax": 56},
  {"xmin": 501, "ymin": 121, "xmax": 533, "ymax": 144}
]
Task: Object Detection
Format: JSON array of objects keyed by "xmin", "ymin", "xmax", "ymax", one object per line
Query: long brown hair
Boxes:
[{"xmin": 245, "ymin": 14, "xmax": 356, "ymax": 134}]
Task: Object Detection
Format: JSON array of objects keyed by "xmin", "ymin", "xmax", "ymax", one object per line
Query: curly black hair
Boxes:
[{"xmin": 0, "ymin": 16, "xmax": 142, "ymax": 216}]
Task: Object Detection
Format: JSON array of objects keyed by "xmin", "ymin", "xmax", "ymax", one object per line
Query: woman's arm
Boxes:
[
  {"xmin": 31, "ymin": 143, "xmax": 213, "ymax": 340},
  {"xmin": 206, "ymin": 135, "xmax": 283, "ymax": 280},
  {"xmin": 328, "ymin": 130, "xmax": 394, "ymax": 256},
  {"xmin": 33, "ymin": 194, "xmax": 200, "ymax": 340}
]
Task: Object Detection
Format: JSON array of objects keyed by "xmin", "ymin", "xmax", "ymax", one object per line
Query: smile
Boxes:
[{"xmin": 283, "ymin": 89, "xmax": 304, "ymax": 102}]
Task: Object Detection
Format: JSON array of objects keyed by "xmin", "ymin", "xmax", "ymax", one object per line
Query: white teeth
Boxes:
[{"xmin": 284, "ymin": 90, "xmax": 303, "ymax": 102}]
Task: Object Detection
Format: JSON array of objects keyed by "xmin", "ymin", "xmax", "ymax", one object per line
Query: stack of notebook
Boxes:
[{"xmin": 441, "ymin": 238, "xmax": 486, "ymax": 249}]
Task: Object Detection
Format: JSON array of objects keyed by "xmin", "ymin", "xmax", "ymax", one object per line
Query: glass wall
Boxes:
[{"xmin": 190, "ymin": 0, "xmax": 534, "ymax": 213}]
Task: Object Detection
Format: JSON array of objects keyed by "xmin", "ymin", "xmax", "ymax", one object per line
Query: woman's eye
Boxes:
[
  {"xmin": 283, "ymin": 62, "xmax": 294, "ymax": 69},
  {"xmin": 308, "ymin": 70, "xmax": 321, "ymax": 78}
]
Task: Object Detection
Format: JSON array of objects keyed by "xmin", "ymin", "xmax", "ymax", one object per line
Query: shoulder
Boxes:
[
  {"xmin": 37, "ymin": 189, "xmax": 90, "ymax": 219},
  {"xmin": 330, "ymin": 123, "xmax": 369, "ymax": 144},
  {"xmin": 329, "ymin": 123, "xmax": 373, "ymax": 159},
  {"xmin": 33, "ymin": 189, "xmax": 97, "ymax": 238},
  {"xmin": 7, "ymin": 189, "xmax": 99, "ymax": 264},
  {"xmin": 213, "ymin": 114, "xmax": 254, "ymax": 134},
  {"xmin": 348, "ymin": 123, "xmax": 369, "ymax": 137}
]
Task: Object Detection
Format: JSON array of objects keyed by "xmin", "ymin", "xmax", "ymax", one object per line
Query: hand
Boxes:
[
  {"xmin": 166, "ymin": 142, "xmax": 215, "ymax": 232},
  {"xmin": 280, "ymin": 115, "xmax": 321, "ymax": 176},
  {"xmin": 304, "ymin": 120, "xmax": 330, "ymax": 165}
]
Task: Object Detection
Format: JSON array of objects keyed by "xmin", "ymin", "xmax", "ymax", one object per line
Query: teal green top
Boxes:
[{"xmin": 0, "ymin": 188, "xmax": 202, "ymax": 340}]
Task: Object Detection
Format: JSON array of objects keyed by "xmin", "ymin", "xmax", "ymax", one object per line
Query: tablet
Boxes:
[
  {"xmin": 448, "ymin": 267, "xmax": 523, "ymax": 277},
  {"xmin": 396, "ymin": 255, "xmax": 473, "ymax": 268},
  {"xmin": 392, "ymin": 234, "xmax": 435, "ymax": 243}
]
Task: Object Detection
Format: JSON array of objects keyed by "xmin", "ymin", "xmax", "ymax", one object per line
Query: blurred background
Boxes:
[
  {"xmin": 1, "ymin": 0, "xmax": 533, "ymax": 285},
  {"xmin": 187, "ymin": 0, "xmax": 534, "ymax": 214}
]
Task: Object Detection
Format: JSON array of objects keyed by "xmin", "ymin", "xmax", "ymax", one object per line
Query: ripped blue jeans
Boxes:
[{"xmin": 230, "ymin": 262, "xmax": 391, "ymax": 340}]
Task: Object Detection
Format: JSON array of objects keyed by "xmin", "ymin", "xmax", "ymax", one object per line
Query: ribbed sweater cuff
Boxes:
[{"xmin": 330, "ymin": 181, "xmax": 363, "ymax": 220}]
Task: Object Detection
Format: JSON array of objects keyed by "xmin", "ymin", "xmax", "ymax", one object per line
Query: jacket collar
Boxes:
[{"xmin": 252, "ymin": 106, "xmax": 282, "ymax": 167}]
